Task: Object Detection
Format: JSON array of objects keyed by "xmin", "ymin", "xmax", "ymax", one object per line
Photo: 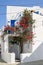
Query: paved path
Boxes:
[
  {"xmin": 0, "ymin": 59, "xmax": 43, "ymax": 65},
  {"xmin": 18, "ymin": 60, "xmax": 43, "ymax": 65},
  {"xmin": 0, "ymin": 53, "xmax": 43, "ymax": 65}
]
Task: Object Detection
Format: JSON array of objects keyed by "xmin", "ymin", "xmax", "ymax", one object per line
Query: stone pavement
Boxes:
[
  {"xmin": 19, "ymin": 60, "xmax": 43, "ymax": 65},
  {"xmin": 0, "ymin": 60, "xmax": 43, "ymax": 65},
  {"xmin": 0, "ymin": 53, "xmax": 43, "ymax": 65}
]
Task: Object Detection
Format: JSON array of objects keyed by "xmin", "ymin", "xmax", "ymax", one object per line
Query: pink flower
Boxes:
[
  {"xmin": 16, "ymin": 22, "xmax": 19, "ymax": 24},
  {"xmin": 26, "ymin": 36, "xmax": 32, "ymax": 40}
]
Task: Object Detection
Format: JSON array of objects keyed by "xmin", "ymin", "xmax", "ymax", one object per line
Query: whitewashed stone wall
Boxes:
[
  {"xmin": 1, "ymin": 6, "xmax": 43, "ymax": 63},
  {"xmin": 20, "ymin": 13, "xmax": 43, "ymax": 62},
  {"xmin": 1, "ymin": 35, "xmax": 15, "ymax": 63}
]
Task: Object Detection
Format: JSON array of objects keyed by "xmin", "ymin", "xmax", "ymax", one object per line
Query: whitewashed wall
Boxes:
[
  {"xmin": 5, "ymin": 6, "xmax": 43, "ymax": 63},
  {"xmin": 7, "ymin": 6, "xmax": 32, "ymax": 21},
  {"xmin": 1, "ymin": 52, "xmax": 15, "ymax": 63},
  {"xmin": 7, "ymin": 6, "xmax": 43, "ymax": 21},
  {"xmin": 1, "ymin": 35, "xmax": 15, "ymax": 63},
  {"xmin": 20, "ymin": 13, "xmax": 43, "ymax": 62}
]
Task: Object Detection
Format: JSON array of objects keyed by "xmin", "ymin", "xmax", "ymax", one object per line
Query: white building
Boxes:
[
  {"xmin": 1, "ymin": 6, "xmax": 43, "ymax": 63},
  {"xmin": 0, "ymin": 29, "xmax": 3, "ymax": 53}
]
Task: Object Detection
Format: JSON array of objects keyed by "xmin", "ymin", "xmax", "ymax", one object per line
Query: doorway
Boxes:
[{"xmin": 8, "ymin": 36, "xmax": 22, "ymax": 61}]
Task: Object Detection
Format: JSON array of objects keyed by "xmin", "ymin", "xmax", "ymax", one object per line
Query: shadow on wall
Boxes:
[{"xmin": 22, "ymin": 42, "xmax": 43, "ymax": 62}]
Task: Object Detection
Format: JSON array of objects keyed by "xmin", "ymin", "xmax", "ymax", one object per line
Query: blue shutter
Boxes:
[
  {"xmin": 34, "ymin": 11, "xmax": 39, "ymax": 14},
  {"xmin": 11, "ymin": 20, "xmax": 16, "ymax": 27}
]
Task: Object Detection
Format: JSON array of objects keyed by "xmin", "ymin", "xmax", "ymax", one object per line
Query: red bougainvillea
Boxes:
[
  {"xmin": 19, "ymin": 17, "xmax": 29, "ymax": 29},
  {"xmin": 4, "ymin": 26, "xmax": 15, "ymax": 31},
  {"xmin": 26, "ymin": 35, "xmax": 32, "ymax": 40},
  {"xmin": 19, "ymin": 9, "xmax": 34, "ymax": 42},
  {"xmin": 3, "ymin": 9, "xmax": 34, "ymax": 44}
]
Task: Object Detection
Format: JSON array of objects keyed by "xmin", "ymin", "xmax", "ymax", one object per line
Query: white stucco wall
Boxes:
[
  {"xmin": 7, "ymin": 6, "xmax": 32, "ymax": 21},
  {"xmin": 20, "ymin": 13, "xmax": 43, "ymax": 62},
  {"xmin": 23, "ymin": 41, "xmax": 32, "ymax": 53},
  {"xmin": 7, "ymin": 6, "xmax": 43, "ymax": 21},
  {"xmin": 1, "ymin": 52, "xmax": 15, "ymax": 63},
  {"xmin": 1, "ymin": 6, "xmax": 43, "ymax": 63},
  {"xmin": 1, "ymin": 35, "xmax": 15, "ymax": 63}
]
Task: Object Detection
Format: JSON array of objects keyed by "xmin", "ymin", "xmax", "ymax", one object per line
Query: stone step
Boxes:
[
  {"xmin": 15, "ymin": 62, "xmax": 20, "ymax": 65},
  {"xmin": 15, "ymin": 59, "xmax": 20, "ymax": 62}
]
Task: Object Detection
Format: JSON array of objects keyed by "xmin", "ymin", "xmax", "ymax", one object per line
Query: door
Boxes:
[{"xmin": 9, "ymin": 43, "xmax": 20, "ymax": 60}]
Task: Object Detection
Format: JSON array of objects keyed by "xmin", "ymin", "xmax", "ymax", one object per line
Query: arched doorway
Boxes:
[{"xmin": 8, "ymin": 36, "xmax": 23, "ymax": 61}]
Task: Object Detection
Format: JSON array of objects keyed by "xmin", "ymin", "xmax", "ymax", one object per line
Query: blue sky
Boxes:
[{"xmin": 0, "ymin": 0, "xmax": 43, "ymax": 29}]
